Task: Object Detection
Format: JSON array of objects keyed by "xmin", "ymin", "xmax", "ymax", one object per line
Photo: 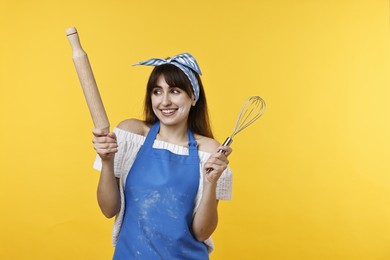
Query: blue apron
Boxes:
[{"xmin": 113, "ymin": 121, "xmax": 209, "ymax": 259}]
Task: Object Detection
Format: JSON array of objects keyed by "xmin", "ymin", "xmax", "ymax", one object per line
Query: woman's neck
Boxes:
[{"xmin": 157, "ymin": 123, "xmax": 189, "ymax": 146}]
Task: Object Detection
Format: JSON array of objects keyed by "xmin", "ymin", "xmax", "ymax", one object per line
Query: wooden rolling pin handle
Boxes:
[{"xmin": 66, "ymin": 27, "xmax": 110, "ymax": 132}]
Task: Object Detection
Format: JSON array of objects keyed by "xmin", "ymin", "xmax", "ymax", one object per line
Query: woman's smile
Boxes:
[{"xmin": 160, "ymin": 108, "xmax": 178, "ymax": 116}]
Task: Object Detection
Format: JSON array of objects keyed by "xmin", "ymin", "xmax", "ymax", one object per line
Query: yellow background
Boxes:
[{"xmin": 1, "ymin": 0, "xmax": 390, "ymax": 259}]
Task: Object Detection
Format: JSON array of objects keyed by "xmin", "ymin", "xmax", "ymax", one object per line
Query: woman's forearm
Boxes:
[
  {"xmin": 192, "ymin": 144, "xmax": 231, "ymax": 241},
  {"xmin": 97, "ymin": 158, "xmax": 121, "ymax": 218},
  {"xmin": 192, "ymin": 181, "xmax": 219, "ymax": 241}
]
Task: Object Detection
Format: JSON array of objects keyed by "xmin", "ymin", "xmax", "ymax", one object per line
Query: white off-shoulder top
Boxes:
[{"xmin": 93, "ymin": 127, "xmax": 233, "ymax": 253}]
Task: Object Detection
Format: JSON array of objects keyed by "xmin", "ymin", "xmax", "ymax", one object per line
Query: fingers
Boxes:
[
  {"xmin": 206, "ymin": 153, "xmax": 229, "ymax": 168},
  {"xmin": 92, "ymin": 129, "xmax": 118, "ymax": 159},
  {"xmin": 205, "ymin": 146, "xmax": 232, "ymax": 169},
  {"xmin": 93, "ymin": 136, "xmax": 117, "ymax": 145},
  {"xmin": 94, "ymin": 146, "xmax": 118, "ymax": 160},
  {"xmin": 92, "ymin": 130, "xmax": 117, "ymax": 143},
  {"xmin": 211, "ymin": 147, "xmax": 231, "ymax": 164},
  {"xmin": 217, "ymin": 145, "xmax": 232, "ymax": 157},
  {"xmin": 92, "ymin": 128, "xmax": 108, "ymax": 137},
  {"xmin": 204, "ymin": 146, "xmax": 233, "ymax": 183},
  {"xmin": 94, "ymin": 142, "xmax": 118, "ymax": 152}
]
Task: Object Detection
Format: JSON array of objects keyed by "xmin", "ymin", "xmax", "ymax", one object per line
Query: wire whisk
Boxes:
[
  {"xmin": 206, "ymin": 96, "xmax": 266, "ymax": 174},
  {"xmin": 220, "ymin": 96, "xmax": 266, "ymax": 152}
]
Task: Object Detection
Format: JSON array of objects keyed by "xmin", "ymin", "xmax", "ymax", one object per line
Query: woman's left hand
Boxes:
[{"xmin": 204, "ymin": 146, "xmax": 232, "ymax": 184}]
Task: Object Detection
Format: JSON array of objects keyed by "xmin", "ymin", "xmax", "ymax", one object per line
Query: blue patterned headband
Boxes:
[{"xmin": 133, "ymin": 53, "xmax": 202, "ymax": 101}]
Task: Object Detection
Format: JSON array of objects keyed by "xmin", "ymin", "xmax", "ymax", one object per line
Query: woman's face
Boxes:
[{"xmin": 151, "ymin": 75, "xmax": 195, "ymax": 128}]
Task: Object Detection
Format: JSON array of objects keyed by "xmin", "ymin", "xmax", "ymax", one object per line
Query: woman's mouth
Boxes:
[{"xmin": 161, "ymin": 109, "xmax": 178, "ymax": 116}]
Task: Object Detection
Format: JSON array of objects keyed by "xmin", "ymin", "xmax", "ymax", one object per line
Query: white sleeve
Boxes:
[{"xmin": 216, "ymin": 166, "xmax": 233, "ymax": 200}]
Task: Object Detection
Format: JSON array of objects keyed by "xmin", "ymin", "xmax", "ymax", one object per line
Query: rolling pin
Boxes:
[{"xmin": 66, "ymin": 27, "xmax": 110, "ymax": 132}]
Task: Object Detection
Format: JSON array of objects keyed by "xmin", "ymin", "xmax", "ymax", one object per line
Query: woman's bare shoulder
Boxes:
[
  {"xmin": 116, "ymin": 119, "xmax": 149, "ymax": 136},
  {"xmin": 195, "ymin": 134, "xmax": 220, "ymax": 154}
]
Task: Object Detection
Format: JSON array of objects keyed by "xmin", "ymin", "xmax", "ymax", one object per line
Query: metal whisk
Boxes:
[
  {"xmin": 206, "ymin": 96, "xmax": 266, "ymax": 174},
  {"xmin": 219, "ymin": 96, "xmax": 266, "ymax": 152}
]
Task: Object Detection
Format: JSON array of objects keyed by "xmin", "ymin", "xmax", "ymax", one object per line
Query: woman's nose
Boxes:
[{"xmin": 161, "ymin": 93, "xmax": 172, "ymax": 106}]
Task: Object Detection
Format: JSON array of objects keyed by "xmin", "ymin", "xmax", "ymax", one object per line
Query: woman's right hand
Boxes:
[{"xmin": 92, "ymin": 129, "xmax": 118, "ymax": 161}]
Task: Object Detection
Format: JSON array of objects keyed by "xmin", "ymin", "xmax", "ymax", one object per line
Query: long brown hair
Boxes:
[{"xmin": 143, "ymin": 64, "xmax": 213, "ymax": 138}]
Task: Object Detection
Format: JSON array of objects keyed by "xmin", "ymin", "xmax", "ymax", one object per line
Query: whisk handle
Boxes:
[
  {"xmin": 222, "ymin": 137, "xmax": 233, "ymax": 147},
  {"xmin": 218, "ymin": 137, "xmax": 233, "ymax": 153}
]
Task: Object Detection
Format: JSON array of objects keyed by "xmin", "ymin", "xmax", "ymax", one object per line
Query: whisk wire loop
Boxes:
[
  {"xmin": 208, "ymin": 95, "xmax": 266, "ymax": 173},
  {"xmin": 230, "ymin": 96, "xmax": 266, "ymax": 138}
]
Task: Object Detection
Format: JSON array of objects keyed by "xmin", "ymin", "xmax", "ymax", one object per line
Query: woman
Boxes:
[{"xmin": 92, "ymin": 53, "xmax": 233, "ymax": 259}]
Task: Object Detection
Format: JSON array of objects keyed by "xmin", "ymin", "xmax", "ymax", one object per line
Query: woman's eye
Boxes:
[
  {"xmin": 152, "ymin": 89, "xmax": 162, "ymax": 95},
  {"xmin": 171, "ymin": 88, "xmax": 180, "ymax": 94}
]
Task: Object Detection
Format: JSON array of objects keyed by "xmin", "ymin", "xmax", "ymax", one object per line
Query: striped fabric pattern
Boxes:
[{"xmin": 133, "ymin": 53, "xmax": 202, "ymax": 101}]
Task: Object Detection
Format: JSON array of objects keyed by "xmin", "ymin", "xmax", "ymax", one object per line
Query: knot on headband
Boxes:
[{"xmin": 133, "ymin": 53, "xmax": 202, "ymax": 101}]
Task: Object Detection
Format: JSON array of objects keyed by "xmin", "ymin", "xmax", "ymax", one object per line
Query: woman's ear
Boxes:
[{"xmin": 192, "ymin": 97, "xmax": 196, "ymax": 106}]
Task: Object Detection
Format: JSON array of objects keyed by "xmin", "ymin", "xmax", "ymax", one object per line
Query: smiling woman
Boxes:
[{"xmin": 92, "ymin": 53, "xmax": 233, "ymax": 259}]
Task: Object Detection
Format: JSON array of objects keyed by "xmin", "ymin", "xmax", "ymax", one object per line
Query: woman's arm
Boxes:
[
  {"xmin": 93, "ymin": 129, "xmax": 121, "ymax": 218},
  {"xmin": 192, "ymin": 143, "xmax": 232, "ymax": 241},
  {"xmin": 192, "ymin": 181, "xmax": 219, "ymax": 241}
]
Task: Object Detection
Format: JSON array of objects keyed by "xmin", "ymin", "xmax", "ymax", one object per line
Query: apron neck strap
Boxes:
[{"xmin": 143, "ymin": 121, "xmax": 160, "ymax": 148}]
